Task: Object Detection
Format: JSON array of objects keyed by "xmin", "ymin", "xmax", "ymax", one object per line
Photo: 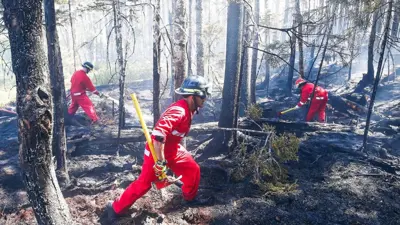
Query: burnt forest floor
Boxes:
[{"xmin": 0, "ymin": 77, "xmax": 399, "ymax": 225}]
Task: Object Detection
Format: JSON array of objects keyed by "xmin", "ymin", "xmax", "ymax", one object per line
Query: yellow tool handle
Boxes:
[
  {"xmin": 281, "ymin": 107, "xmax": 297, "ymax": 114},
  {"xmin": 131, "ymin": 93, "xmax": 166, "ymax": 180}
]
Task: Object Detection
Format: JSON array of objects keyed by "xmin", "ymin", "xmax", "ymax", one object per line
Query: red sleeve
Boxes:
[
  {"xmin": 152, "ymin": 106, "xmax": 185, "ymax": 138},
  {"xmin": 83, "ymin": 73, "xmax": 96, "ymax": 92},
  {"xmin": 298, "ymin": 84, "xmax": 312, "ymax": 107}
]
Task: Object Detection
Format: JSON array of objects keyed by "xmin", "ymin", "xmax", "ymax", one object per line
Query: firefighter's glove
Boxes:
[{"xmin": 153, "ymin": 160, "xmax": 167, "ymax": 180}]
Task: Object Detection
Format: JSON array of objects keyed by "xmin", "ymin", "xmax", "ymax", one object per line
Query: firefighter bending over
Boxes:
[{"xmin": 294, "ymin": 77, "xmax": 328, "ymax": 122}]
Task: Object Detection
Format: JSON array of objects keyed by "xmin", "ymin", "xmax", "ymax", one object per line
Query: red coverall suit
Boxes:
[
  {"xmin": 112, "ymin": 99, "xmax": 200, "ymax": 214},
  {"xmin": 298, "ymin": 83, "xmax": 328, "ymax": 122},
  {"xmin": 67, "ymin": 70, "xmax": 99, "ymax": 122}
]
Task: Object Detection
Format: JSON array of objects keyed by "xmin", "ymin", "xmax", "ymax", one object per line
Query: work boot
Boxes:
[{"xmin": 105, "ymin": 201, "xmax": 120, "ymax": 222}]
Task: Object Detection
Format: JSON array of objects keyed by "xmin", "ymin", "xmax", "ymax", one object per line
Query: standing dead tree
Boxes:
[
  {"xmin": 44, "ymin": 0, "xmax": 70, "ymax": 184},
  {"xmin": 362, "ymin": 0, "xmax": 393, "ymax": 151},
  {"xmin": 153, "ymin": 0, "xmax": 161, "ymax": 125},
  {"xmin": 2, "ymin": 0, "xmax": 72, "ymax": 223},
  {"xmin": 173, "ymin": 0, "xmax": 187, "ymax": 101}
]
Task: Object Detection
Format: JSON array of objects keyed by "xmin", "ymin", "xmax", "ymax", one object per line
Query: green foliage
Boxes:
[
  {"xmin": 246, "ymin": 103, "xmax": 263, "ymax": 120},
  {"xmin": 272, "ymin": 133, "xmax": 300, "ymax": 163},
  {"xmin": 230, "ymin": 124, "xmax": 300, "ymax": 193}
]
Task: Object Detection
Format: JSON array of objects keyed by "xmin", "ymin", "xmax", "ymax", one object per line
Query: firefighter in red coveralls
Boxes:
[
  {"xmin": 67, "ymin": 62, "xmax": 101, "ymax": 124},
  {"xmin": 105, "ymin": 75, "xmax": 211, "ymax": 221},
  {"xmin": 294, "ymin": 77, "xmax": 328, "ymax": 122}
]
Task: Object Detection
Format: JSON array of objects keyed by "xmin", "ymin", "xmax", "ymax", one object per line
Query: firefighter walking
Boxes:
[
  {"xmin": 105, "ymin": 75, "xmax": 211, "ymax": 222},
  {"xmin": 67, "ymin": 62, "xmax": 101, "ymax": 124}
]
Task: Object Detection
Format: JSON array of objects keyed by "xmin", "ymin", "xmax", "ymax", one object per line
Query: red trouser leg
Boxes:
[
  {"xmin": 306, "ymin": 100, "xmax": 321, "ymax": 122},
  {"xmin": 318, "ymin": 98, "xmax": 328, "ymax": 122},
  {"xmin": 112, "ymin": 153, "xmax": 157, "ymax": 214},
  {"xmin": 168, "ymin": 144, "xmax": 200, "ymax": 201},
  {"xmin": 67, "ymin": 97, "xmax": 79, "ymax": 115},
  {"xmin": 77, "ymin": 95, "xmax": 99, "ymax": 122}
]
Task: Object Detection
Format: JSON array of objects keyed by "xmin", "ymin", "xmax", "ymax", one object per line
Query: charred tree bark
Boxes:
[
  {"xmin": 201, "ymin": 1, "xmax": 243, "ymax": 159},
  {"xmin": 2, "ymin": 0, "xmax": 72, "ymax": 223},
  {"xmin": 44, "ymin": 0, "xmax": 69, "ymax": 182},
  {"xmin": 295, "ymin": 0, "xmax": 304, "ymax": 77},
  {"xmin": 173, "ymin": 0, "xmax": 187, "ymax": 101},
  {"xmin": 153, "ymin": 0, "xmax": 161, "ymax": 125},
  {"xmin": 68, "ymin": 0, "xmax": 76, "ymax": 69},
  {"xmin": 250, "ymin": 0, "xmax": 260, "ymax": 104},
  {"xmin": 188, "ymin": 0, "xmax": 193, "ymax": 75},
  {"xmin": 286, "ymin": 25, "xmax": 296, "ymax": 96},
  {"xmin": 355, "ymin": 7, "xmax": 379, "ymax": 92},
  {"xmin": 218, "ymin": 1, "xmax": 243, "ymax": 148},
  {"xmin": 239, "ymin": 9, "xmax": 251, "ymax": 116},
  {"xmin": 113, "ymin": 0, "xmax": 126, "ymax": 150},
  {"xmin": 362, "ymin": 0, "xmax": 393, "ymax": 151},
  {"xmin": 196, "ymin": 0, "xmax": 204, "ymax": 76}
]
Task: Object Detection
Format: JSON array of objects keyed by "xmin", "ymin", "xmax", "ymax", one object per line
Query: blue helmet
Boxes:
[
  {"xmin": 82, "ymin": 62, "xmax": 94, "ymax": 71},
  {"xmin": 174, "ymin": 75, "xmax": 211, "ymax": 98}
]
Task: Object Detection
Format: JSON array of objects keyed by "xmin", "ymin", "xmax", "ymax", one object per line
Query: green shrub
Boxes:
[
  {"xmin": 230, "ymin": 124, "xmax": 300, "ymax": 193},
  {"xmin": 246, "ymin": 103, "xmax": 263, "ymax": 120}
]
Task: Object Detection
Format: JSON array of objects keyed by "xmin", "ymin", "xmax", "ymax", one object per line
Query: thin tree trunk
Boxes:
[
  {"xmin": 44, "ymin": 0, "xmax": 69, "ymax": 184},
  {"xmin": 295, "ymin": 0, "xmax": 304, "ymax": 77},
  {"xmin": 188, "ymin": 0, "xmax": 193, "ymax": 75},
  {"xmin": 286, "ymin": 22, "xmax": 297, "ymax": 96},
  {"xmin": 356, "ymin": 6, "xmax": 379, "ymax": 92},
  {"xmin": 68, "ymin": 0, "xmax": 76, "ymax": 69},
  {"xmin": 153, "ymin": 0, "xmax": 161, "ymax": 125},
  {"xmin": 250, "ymin": 0, "xmax": 260, "ymax": 104},
  {"xmin": 173, "ymin": 0, "xmax": 187, "ymax": 101},
  {"xmin": 169, "ymin": 0, "xmax": 175, "ymax": 97},
  {"xmin": 306, "ymin": 5, "xmax": 336, "ymax": 119},
  {"xmin": 348, "ymin": 30, "xmax": 356, "ymax": 81},
  {"xmin": 362, "ymin": 0, "xmax": 393, "ymax": 151},
  {"xmin": 222, "ymin": 1, "xmax": 243, "ymax": 142},
  {"xmin": 239, "ymin": 9, "xmax": 251, "ymax": 116},
  {"xmin": 2, "ymin": 0, "xmax": 72, "ymax": 223},
  {"xmin": 196, "ymin": 0, "xmax": 205, "ymax": 77},
  {"xmin": 113, "ymin": 0, "xmax": 126, "ymax": 153}
]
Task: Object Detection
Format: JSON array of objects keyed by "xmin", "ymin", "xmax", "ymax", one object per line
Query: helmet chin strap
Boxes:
[{"xmin": 192, "ymin": 96, "xmax": 200, "ymax": 114}]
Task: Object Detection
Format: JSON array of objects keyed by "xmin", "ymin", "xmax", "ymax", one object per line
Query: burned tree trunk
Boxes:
[
  {"xmin": 113, "ymin": 0, "xmax": 127, "ymax": 150},
  {"xmin": 44, "ymin": 0, "xmax": 69, "ymax": 183},
  {"xmin": 201, "ymin": 0, "xmax": 243, "ymax": 159},
  {"xmin": 362, "ymin": 0, "xmax": 393, "ymax": 151},
  {"xmin": 2, "ymin": 0, "xmax": 72, "ymax": 223},
  {"xmin": 196, "ymin": 0, "xmax": 204, "ymax": 76},
  {"xmin": 239, "ymin": 8, "xmax": 251, "ymax": 116},
  {"xmin": 173, "ymin": 0, "xmax": 187, "ymax": 101},
  {"xmin": 68, "ymin": 0, "xmax": 76, "ymax": 69},
  {"xmin": 295, "ymin": 0, "xmax": 304, "ymax": 77},
  {"xmin": 286, "ymin": 27, "xmax": 296, "ymax": 96},
  {"xmin": 355, "ymin": 6, "xmax": 379, "ymax": 92},
  {"xmin": 153, "ymin": 0, "xmax": 161, "ymax": 125},
  {"xmin": 250, "ymin": 0, "xmax": 260, "ymax": 104}
]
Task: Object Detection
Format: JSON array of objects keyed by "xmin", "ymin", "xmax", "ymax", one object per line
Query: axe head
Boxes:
[{"xmin": 154, "ymin": 175, "xmax": 183, "ymax": 190}]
